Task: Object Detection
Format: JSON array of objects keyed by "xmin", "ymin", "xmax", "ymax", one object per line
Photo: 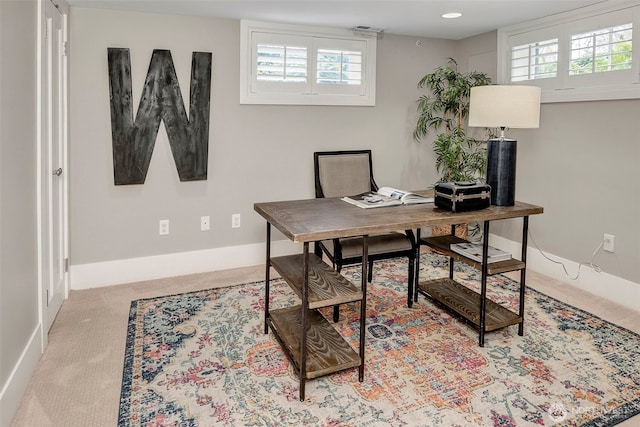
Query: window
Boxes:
[
  {"xmin": 256, "ymin": 44, "xmax": 307, "ymax": 83},
  {"xmin": 240, "ymin": 21, "xmax": 377, "ymax": 106},
  {"xmin": 250, "ymin": 32, "xmax": 311, "ymax": 95},
  {"xmin": 569, "ymin": 24, "xmax": 632, "ymax": 75},
  {"xmin": 511, "ymin": 38, "xmax": 558, "ymax": 81},
  {"xmin": 316, "ymin": 49, "xmax": 362, "ymax": 85},
  {"xmin": 498, "ymin": 2, "xmax": 640, "ymax": 102}
]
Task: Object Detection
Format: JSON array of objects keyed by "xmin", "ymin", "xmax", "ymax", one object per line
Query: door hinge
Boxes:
[
  {"xmin": 46, "ymin": 289, "xmax": 50, "ymax": 306},
  {"xmin": 63, "ymin": 41, "xmax": 69, "ymax": 57},
  {"xmin": 64, "ymin": 258, "xmax": 69, "ymax": 273}
]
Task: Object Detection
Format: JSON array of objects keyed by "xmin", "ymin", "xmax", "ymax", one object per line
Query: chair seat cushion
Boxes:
[{"xmin": 320, "ymin": 232, "xmax": 412, "ymax": 259}]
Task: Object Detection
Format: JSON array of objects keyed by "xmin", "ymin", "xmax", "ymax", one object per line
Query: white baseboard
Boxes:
[
  {"xmin": 0, "ymin": 324, "xmax": 42, "ymax": 427},
  {"xmin": 490, "ymin": 234, "xmax": 640, "ymax": 313},
  {"xmin": 70, "ymin": 236, "xmax": 639, "ymax": 314},
  {"xmin": 70, "ymin": 240, "xmax": 301, "ymax": 290}
]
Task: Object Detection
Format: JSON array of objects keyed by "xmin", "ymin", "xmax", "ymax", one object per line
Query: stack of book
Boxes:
[{"xmin": 449, "ymin": 242, "xmax": 512, "ymax": 263}]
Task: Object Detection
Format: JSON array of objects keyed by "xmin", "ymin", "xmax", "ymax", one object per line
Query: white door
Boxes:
[{"xmin": 41, "ymin": 0, "xmax": 68, "ymax": 331}]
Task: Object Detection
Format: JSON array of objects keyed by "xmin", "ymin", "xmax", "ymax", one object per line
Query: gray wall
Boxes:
[
  {"xmin": 507, "ymin": 100, "xmax": 639, "ymax": 282},
  {"xmin": 456, "ymin": 31, "xmax": 640, "ymax": 285},
  {"xmin": 0, "ymin": 0, "xmax": 39, "ymax": 421},
  {"xmin": 69, "ymin": 8, "xmax": 454, "ymax": 265},
  {"xmin": 69, "ymin": 6, "xmax": 639, "ymax": 285}
]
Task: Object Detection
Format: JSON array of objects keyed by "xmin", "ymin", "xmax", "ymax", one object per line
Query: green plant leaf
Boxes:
[{"xmin": 414, "ymin": 58, "xmax": 491, "ymax": 183}]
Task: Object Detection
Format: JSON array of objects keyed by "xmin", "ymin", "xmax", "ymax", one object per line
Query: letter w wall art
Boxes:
[{"xmin": 107, "ymin": 48, "xmax": 212, "ymax": 185}]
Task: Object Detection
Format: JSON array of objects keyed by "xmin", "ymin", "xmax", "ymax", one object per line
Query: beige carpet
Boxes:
[{"xmin": 10, "ymin": 262, "xmax": 640, "ymax": 427}]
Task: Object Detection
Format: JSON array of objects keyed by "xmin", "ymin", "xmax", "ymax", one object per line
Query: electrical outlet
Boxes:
[
  {"xmin": 603, "ymin": 233, "xmax": 615, "ymax": 252},
  {"xmin": 231, "ymin": 214, "xmax": 241, "ymax": 228},
  {"xmin": 200, "ymin": 216, "xmax": 210, "ymax": 231},
  {"xmin": 159, "ymin": 219, "xmax": 169, "ymax": 235}
]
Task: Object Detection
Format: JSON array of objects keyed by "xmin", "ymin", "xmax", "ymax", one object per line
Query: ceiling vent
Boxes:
[{"xmin": 353, "ymin": 25, "xmax": 386, "ymax": 38}]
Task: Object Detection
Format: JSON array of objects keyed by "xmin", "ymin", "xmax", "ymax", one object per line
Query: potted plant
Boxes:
[
  {"xmin": 414, "ymin": 58, "xmax": 492, "ymax": 239},
  {"xmin": 414, "ymin": 58, "xmax": 492, "ymax": 182}
]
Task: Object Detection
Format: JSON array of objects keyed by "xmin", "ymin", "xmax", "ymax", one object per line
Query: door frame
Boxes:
[{"xmin": 37, "ymin": 0, "xmax": 70, "ymax": 348}]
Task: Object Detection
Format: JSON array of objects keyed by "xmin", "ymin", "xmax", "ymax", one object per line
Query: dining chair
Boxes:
[{"xmin": 313, "ymin": 150, "xmax": 416, "ymax": 321}]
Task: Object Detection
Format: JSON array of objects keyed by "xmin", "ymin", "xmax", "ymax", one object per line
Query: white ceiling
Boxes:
[{"xmin": 67, "ymin": 0, "xmax": 606, "ymax": 40}]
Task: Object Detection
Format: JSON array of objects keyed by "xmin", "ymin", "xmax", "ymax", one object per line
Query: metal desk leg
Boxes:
[
  {"xmin": 414, "ymin": 228, "xmax": 421, "ymax": 302},
  {"xmin": 359, "ymin": 235, "xmax": 368, "ymax": 381},
  {"xmin": 479, "ymin": 221, "xmax": 491, "ymax": 347},
  {"xmin": 299, "ymin": 242, "xmax": 310, "ymax": 401},
  {"xmin": 518, "ymin": 216, "xmax": 529, "ymax": 336},
  {"xmin": 449, "ymin": 224, "xmax": 456, "ymax": 279},
  {"xmin": 264, "ymin": 223, "xmax": 271, "ymax": 335},
  {"xmin": 408, "ymin": 249, "xmax": 415, "ymax": 308}
]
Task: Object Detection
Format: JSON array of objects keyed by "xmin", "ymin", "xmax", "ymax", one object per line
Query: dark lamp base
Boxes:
[{"xmin": 487, "ymin": 138, "xmax": 517, "ymax": 206}]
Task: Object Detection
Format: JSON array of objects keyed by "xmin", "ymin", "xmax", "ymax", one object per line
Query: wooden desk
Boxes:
[
  {"xmin": 256, "ymin": 197, "xmax": 542, "ymax": 242},
  {"xmin": 254, "ymin": 197, "xmax": 543, "ymax": 400}
]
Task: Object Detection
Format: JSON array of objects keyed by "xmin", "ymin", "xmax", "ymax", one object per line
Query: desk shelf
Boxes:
[
  {"xmin": 271, "ymin": 254, "xmax": 363, "ymax": 310},
  {"xmin": 417, "ymin": 221, "xmax": 530, "ymax": 347},
  {"xmin": 421, "ymin": 235, "xmax": 525, "ymax": 275},
  {"xmin": 263, "ymin": 236, "xmax": 365, "ymax": 401},
  {"xmin": 268, "ymin": 306, "xmax": 361, "ymax": 380},
  {"xmin": 419, "ymin": 278, "xmax": 522, "ymax": 332}
]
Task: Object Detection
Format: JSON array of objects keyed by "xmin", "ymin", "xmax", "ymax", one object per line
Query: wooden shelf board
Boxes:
[
  {"xmin": 419, "ymin": 278, "xmax": 522, "ymax": 332},
  {"xmin": 271, "ymin": 254, "xmax": 363, "ymax": 309},
  {"xmin": 268, "ymin": 306, "xmax": 361, "ymax": 379},
  {"xmin": 421, "ymin": 235, "xmax": 526, "ymax": 275}
]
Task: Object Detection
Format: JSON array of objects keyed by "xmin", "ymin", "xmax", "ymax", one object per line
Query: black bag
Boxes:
[{"xmin": 434, "ymin": 182, "xmax": 491, "ymax": 212}]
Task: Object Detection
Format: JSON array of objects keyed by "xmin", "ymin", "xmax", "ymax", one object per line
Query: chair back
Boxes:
[{"xmin": 314, "ymin": 150, "xmax": 377, "ymax": 198}]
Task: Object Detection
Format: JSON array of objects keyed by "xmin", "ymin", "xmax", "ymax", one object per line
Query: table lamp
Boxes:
[{"xmin": 468, "ymin": 85, "xmax": 541, "ymax": 206}]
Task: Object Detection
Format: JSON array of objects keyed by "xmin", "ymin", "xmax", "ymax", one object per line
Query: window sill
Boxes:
[
  {"xmin": 541, "ymin": 83, "xmax": 640, "ymax": 103},
  {"xmin": 240, "ymin": 92, "xmax": 376, "ymax": 106}
]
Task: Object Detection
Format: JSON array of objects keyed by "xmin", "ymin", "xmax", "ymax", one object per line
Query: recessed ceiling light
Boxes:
[{"xmin": 441, "ymin": 12, "xmax": 463, "ymax": 19}]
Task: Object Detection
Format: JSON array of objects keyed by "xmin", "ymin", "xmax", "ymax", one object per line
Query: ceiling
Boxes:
[{"xmin": 67, "ymin": 0, "xmax": 606, "ymax": 40}]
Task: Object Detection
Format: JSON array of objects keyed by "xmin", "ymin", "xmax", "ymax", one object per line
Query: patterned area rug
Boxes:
[{"xmin": 118, "ymin": 253, "xmax": 640, "ymax": 426}]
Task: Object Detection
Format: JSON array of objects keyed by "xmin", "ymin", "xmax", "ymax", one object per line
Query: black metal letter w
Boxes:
[{"xmin": 107, "ymin": 48, "xmax": 212, "ymax": 185}]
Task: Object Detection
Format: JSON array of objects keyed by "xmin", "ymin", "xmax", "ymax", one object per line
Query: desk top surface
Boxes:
[{"xmin": 254, "ymin": 197, "xmax": 543, "ymax": 243}]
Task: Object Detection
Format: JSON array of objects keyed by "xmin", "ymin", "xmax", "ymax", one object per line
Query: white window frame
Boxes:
[
  {"xmin": 240, "ymin": 20, "xmax": 377, "ymax": 106},
  {"xmin": 498, "ymin": 1, "xmax": 640, "ymax": 103}
]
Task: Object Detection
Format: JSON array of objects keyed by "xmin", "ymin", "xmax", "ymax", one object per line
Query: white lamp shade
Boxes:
[{"xmin": 468, "ymin": 85, "xmax": 541, "ymax": 129}]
